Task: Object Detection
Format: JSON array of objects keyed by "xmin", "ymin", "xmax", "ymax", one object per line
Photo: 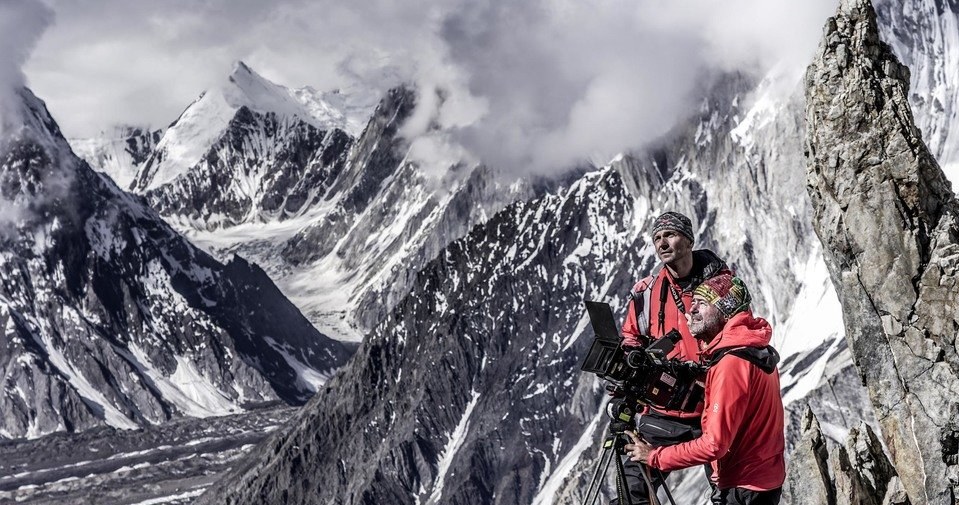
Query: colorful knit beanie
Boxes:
[
  {"xmin": 651, "ymin": 211, "xmax": 695, "ymax": 244},
  {"xmin": 693, "ymin": 273, "xmax": 751, "ymax": 318}
]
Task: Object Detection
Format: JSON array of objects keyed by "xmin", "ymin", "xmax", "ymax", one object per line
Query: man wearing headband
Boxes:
[
  {"xmin": 615, "ymin": 211, "xmax": 731, "ymax": 504},
  {"xmin": 624, "ymin": 274, "xmax": 786, "ymax": 505}
]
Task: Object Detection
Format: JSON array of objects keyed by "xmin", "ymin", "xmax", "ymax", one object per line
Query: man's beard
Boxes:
[{"xmin": 690, "ymin": 312, "xmax": 726, "ymax": 342}]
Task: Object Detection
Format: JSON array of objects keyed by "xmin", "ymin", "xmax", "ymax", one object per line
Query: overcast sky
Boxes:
[{"xmin": 13, "ymin": 0, "xmax": 838, "ymax": 174}]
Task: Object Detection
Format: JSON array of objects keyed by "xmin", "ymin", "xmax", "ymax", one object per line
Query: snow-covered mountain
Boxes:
[
  {"xmin": 122, "ymin": 62, "xmax": 378, "ymax": 230},
  {"xmin": 191, "ymin": 0, "xmax": 959, "ymax": 504},
  {"xmin": 105, "ymin": 66, "xmax": 537, "ymax": 342},
  {"xmin": 0, "ymin": 87, "xmax": 352, "ymax": 440},
  {"xmin": 69, "ymin": 125, "xmax": 162, "ymax": 189}
]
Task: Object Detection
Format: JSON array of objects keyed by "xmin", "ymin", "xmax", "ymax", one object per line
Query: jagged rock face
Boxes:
[
  {"xmin": 196, "ymin": 165, "xmax": 646, "ymax": 505},
  {"xmin": 783, "ymin": 407, "xmax": 835, "ymax": 505},
  {"xmin": 0, "ymin": 89, "xmax": 352, "ymax": 440},
  {"xmin": 784, "ymin": 408, "xmax": 908, "ymax": 505},
  {"xmin": 830, "ymin": 422, "xmax": 903, "ymax": 505},
  {"xmin": 143, "ymin": 108, "xmax": 352, "ymax": 228},
  {"xmin": 805, "ymin": 0, "xmax": 959, "ymax": 502}
]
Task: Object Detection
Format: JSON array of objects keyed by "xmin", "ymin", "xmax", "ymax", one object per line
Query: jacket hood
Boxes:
[
  {"xmin": 678, "ymin": 249, "xmax": 731, "ymax": 292},
  {"xmin": 693, "ymin": 249, "xmax": 729, "ymax": 278},
  {"xmin": 701, "ymin": 311, "xmax": 772, "ymax": 356}
]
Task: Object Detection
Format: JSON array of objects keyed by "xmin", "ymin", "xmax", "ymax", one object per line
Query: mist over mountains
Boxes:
[{"xmin": 1, "ymin": 0, "xmax": 957, "ymax": 503}]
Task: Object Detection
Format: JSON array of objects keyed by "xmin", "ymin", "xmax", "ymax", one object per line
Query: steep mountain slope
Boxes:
[
  {"xmin": 127, "ymin": 62, "xmax": 375, "ymax": 229},
  {"xmin": 876, "ymin": 0, "xmax": 959, "ymax": 185},
  {"xmin": 69, "ymin": 125, "xmax": 162, "ymax": 189},
  {"xmin": 0, "ymin": 88, "xmax": 351, "ymax": 440},
  {"xmin": 805, "ymin": 0, "xmax": 959, "ymax": 501}
]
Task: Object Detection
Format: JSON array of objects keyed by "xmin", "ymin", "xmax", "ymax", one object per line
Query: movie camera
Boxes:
[{"xmin": 580, "ymin": 301, "xmax": 706, "ymax": 413}]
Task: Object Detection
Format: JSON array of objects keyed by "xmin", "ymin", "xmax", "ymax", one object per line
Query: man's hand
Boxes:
[{"xmin": 623, "ymin": 431, "xmax": 653, "ymax": 463}]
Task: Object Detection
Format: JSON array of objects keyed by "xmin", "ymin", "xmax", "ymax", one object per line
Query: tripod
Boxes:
[{"xmin": 581, "ymin": 401, "xmax": 678, "ymax": 505}]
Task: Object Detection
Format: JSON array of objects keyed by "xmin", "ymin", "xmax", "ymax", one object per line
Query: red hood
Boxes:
[{"xmin": 701, "ymin": 311, "xmax": 772, "ymax": 357}]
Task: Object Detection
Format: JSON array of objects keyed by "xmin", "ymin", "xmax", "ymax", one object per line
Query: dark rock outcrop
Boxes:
[
  {"xmin": 783, "ymin": 407, "xmax": 835, "ymax": 505},
  {"xmin": 830, "ymin": 421, "xmax": 903, "ymax": 505},
  {"xmin": 784, "ymin": 408, "xmax": 908, "ymax": 505},
  {"xmin": 805, "ymin": 0, "xmax": 959, "ymax": 502}
]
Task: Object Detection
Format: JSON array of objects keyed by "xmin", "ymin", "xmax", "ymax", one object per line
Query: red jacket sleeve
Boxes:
[{"xmin": 646, "ymin": 357, "xmax": 750, "ymax": 471}]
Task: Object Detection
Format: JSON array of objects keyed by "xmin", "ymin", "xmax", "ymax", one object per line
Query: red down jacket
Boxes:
[{"xmin": 646, "ymin": 311, "xmax": 786, "ymax": 491}]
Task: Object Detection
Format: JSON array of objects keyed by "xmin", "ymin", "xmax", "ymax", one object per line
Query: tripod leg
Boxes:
[
  {"xmin": 637, "ymin": 463, "xmax": 659, "ymax": 505},
  {"xmin": 654, "ymin": 469, "xmax": 678, "ymax": 505},
  {"xmin": 613, "ymin": 452, "xmax": 634, "ymax": 505},
  {"xmin": 582, "ymin": 445, "xmax": 614, "ymax": 505}
]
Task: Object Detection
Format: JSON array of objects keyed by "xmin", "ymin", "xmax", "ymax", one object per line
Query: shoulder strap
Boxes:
[
  {"xmin": 630, "ymin": 274, "xmax": 656, "ymax": 335},
  {"xmin": 658, "ymin": 279, "xmax": 669, "ymax": 335},
  {"xmin": 707, "ymin": 346, "xmax": 780, "ymax": 374},
  {"xmin": 655, "ymin": 272, "xmax": 686, "ymax": 334}
]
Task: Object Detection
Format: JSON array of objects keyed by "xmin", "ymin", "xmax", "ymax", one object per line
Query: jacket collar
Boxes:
[{"xmin": 700, "ymin": 310, "xmax": 773, "ymax": 358}]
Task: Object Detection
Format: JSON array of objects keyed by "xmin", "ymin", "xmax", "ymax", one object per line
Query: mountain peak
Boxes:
[
  {"xmin": 1, "ymin": 87, "xmax": 78, "ymax": 173},
  {"xmin": 222, "ymin": 61, "xmax": 308, "ymax": 121},
  {"xmin": 232, "ymin": 60, "xmax": 253, "ymax": 76},
  {"xmin": 131, "ymin": 61, "xmax": 380, "ymax": 192}
]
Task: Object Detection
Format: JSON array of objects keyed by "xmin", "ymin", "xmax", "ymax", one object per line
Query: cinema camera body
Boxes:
[{"xmin": 581, "ymin": 301, "xmax": 707, "ymax": 413}]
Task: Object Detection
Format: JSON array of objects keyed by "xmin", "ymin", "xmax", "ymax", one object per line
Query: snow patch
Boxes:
[
  {"xmin": 127, "ymin": 488, "xmax": 207, "ymax": 505},
  {"xmin": 126, "ymin": 345, "xmax": 240, "ymax": 418},
  {"xmin": 427, "ymin": 389, "xmax": 481, "ymax": 505},
  {"xmin": 531, "ymin": 401, "xmax": 605, "ymax": 505},
  {"xmin": 264, "ymin": 336, "xmax": 330, "ymax": 392}
]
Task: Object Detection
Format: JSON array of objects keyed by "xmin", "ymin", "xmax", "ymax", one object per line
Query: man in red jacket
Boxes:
[
  {"xmin": 625, "ymin": 274, "xmax": 785, "ymax": 505},
  {"xmin": 616, "ymin": 211, "xmax": 730, "ymax": 504}
]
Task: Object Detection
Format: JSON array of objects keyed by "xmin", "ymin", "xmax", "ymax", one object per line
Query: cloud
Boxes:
[
  {"xmin": 24, "ymin": 0, "xmax": 837, "ymax": 175},
  {"xmin": 0, "ymin": 0, "xmax": 53, "ymax": 136}
]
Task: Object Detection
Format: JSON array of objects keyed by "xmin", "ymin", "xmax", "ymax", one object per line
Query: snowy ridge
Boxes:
[
  {"xmin": 0, "ymin": 87, "xmax": 351, "ymax": 440},
  {"xmin": 131, "ymin": 61, "xmax": 376, "ymax": 193}
]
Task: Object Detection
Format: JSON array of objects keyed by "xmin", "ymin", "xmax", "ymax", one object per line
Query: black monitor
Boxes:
[{"xmin": 584, "ymin": 300, "xmax": 620, "ymax": 342}]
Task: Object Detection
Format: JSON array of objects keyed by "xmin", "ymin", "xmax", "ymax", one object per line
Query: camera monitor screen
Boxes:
[{"xmin": 584, "ymin": 300, "xmax": 620, "ymax": 342}]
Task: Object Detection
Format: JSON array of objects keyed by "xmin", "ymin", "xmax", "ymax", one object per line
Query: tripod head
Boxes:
[
  {"xmin": 603, "ymin": 398, "xmax": 640, "ymax": 455},
  {"xmin": 606, "ymin": 398, "xmax": 636, "ymax": 427}
]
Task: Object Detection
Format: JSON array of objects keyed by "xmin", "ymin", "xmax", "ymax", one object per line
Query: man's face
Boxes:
[
  {"xmin": 688, "ymin": 295, "xmax": 726, "ymax": 342},
  {"xmin": 653, "ymin": 229, "xmax": 692, "ymax": 266}
]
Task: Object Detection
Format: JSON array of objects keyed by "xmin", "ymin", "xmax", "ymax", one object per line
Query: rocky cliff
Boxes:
[{"xmin": 804, "ymin": 0, "xmax": 959, "ymax": 502}]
